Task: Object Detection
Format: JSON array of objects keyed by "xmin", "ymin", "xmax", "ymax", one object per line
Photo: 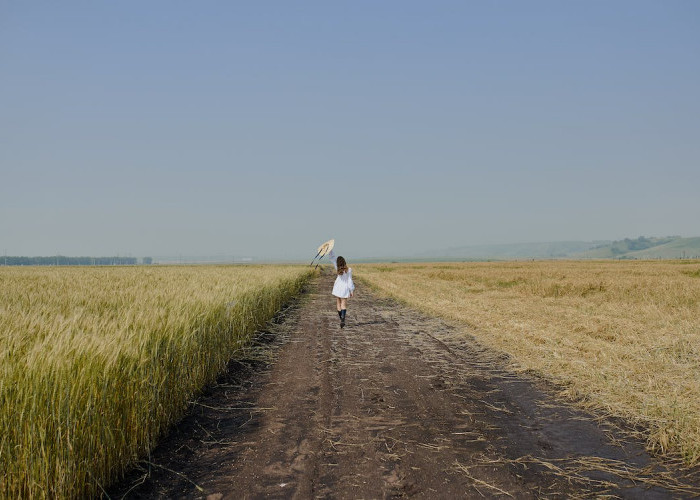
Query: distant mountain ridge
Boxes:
[
  {"xmin": 576, "ymin": 236, "xmax": 700, "ymax": 260},
  {"xmin": 418, "ymin": 236, "xmax": 700, "ymax": 260},
  {"xmin": 417, "ymin": 241, "xmax": 608, "ymax": 259}
]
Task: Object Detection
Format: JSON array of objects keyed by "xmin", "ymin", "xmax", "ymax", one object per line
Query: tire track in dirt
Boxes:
[{"xmin": 108, "ymin": 272, "xmax": 699, "ymax": 499}]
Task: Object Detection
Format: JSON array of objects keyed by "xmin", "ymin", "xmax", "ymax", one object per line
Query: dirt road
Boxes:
[{"xmin": 109, "ymin": 273, "xmax": 699, "ymax": 499}]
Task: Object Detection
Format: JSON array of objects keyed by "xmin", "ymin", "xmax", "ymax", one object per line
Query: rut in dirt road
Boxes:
[{"xmin": 109, "ymin": 272, "xmax": 700, "ymax": 499}]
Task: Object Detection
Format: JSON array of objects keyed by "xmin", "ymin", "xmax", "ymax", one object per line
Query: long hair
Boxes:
[{"xmin": 336, "ymin": 256, "xmax": 348, "ymax": 275}]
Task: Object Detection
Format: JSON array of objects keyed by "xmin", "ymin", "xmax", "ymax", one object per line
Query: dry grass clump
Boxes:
[
  {"xmin": 0, "ymin": 265, "xmax": 312, "ymax": 499},
  {"xmin": 359, "ymin": 260, "xmax": 700, "ymax": 465}
]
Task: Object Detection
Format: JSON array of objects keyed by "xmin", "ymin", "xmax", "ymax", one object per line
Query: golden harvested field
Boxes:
[
  {"xmin": 358, "ymin": 260, "xmax": 700, "ymax": 465},
  {"xmin": 0, "ymin": 265, "xmax": 312, "ymax": 499}
]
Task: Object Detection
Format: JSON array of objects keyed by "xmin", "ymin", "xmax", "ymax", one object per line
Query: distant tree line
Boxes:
[
  {"xmin": 2, "ymin": 256, "xmax": 147, "ymax": 266},
  {"xmin": 609, "ymin": 236, "xmax": 676, "ymax": 255}
]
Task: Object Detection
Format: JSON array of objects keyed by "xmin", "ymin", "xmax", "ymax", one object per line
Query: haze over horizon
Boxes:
[{"xmin": 2, "ymin": 2, "xmax": 699, "ymax": 260}]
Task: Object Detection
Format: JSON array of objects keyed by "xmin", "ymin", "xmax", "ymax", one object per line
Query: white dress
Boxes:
[{"xmin": 328, "ymin": 249, "xmax": 355, "ymax": 298}]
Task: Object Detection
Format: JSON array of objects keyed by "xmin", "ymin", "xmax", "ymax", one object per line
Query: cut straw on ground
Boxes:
[{"xmin": 359, "ymin": 260, "xmax": 700, "ymax": 466}]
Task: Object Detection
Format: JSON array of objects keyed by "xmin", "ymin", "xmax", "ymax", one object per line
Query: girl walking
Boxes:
[{"xmin": 327, "ymin": 249, "xmax": 355, "ymax": 328}]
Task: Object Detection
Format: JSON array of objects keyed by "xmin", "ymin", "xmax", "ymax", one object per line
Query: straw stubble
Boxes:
[{"xmin": 359, "ymin": 260, "xmax": 700, "ymax": 465}]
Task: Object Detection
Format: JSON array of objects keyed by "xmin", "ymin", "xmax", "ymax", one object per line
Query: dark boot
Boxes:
[
  {"xmin": 338, "ymin": 310, "xmax": 342, "ymax": 319},
  {"xmin": 340, "ymin": 309, "xmax": 346, "ymax": 328}
]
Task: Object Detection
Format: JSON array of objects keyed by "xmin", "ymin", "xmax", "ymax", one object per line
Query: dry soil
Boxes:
[{"xmin": 108, "ymin": 272, "xmax": 699, "ymax": 499}]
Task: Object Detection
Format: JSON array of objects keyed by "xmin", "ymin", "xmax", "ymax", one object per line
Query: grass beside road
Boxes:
[
  {"xmin": 358, "ymin": 260, "xmax": 700, "ymax": 465},
  {"xmin": 0, "ymin": 265, "xmax": 313, "ymax": 499}
]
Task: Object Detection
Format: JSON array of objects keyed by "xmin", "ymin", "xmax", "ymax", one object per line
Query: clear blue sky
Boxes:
[{"xmin": 2, "ymin": 1, "xmax": 698, "ymax": 259}]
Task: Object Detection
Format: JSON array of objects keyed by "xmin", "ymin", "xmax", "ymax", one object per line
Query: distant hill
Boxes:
[
  {"xmin": 574, "ymin": 236, "xmax": 700, "ymax": 259},
  {"xmin": 574, "ymin": 236, "xmax": 675, "ymax": 258},
  {"xmin": 415, "ymin": 236, "xmax": 700, "ymax": 260},
  {"xmin": 622, "ymin": 237, "xmax": 700, "ymax": 259},
  {"xmin": 417, "ymin": 241, "xmax": 610, "ymax": 260}
]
